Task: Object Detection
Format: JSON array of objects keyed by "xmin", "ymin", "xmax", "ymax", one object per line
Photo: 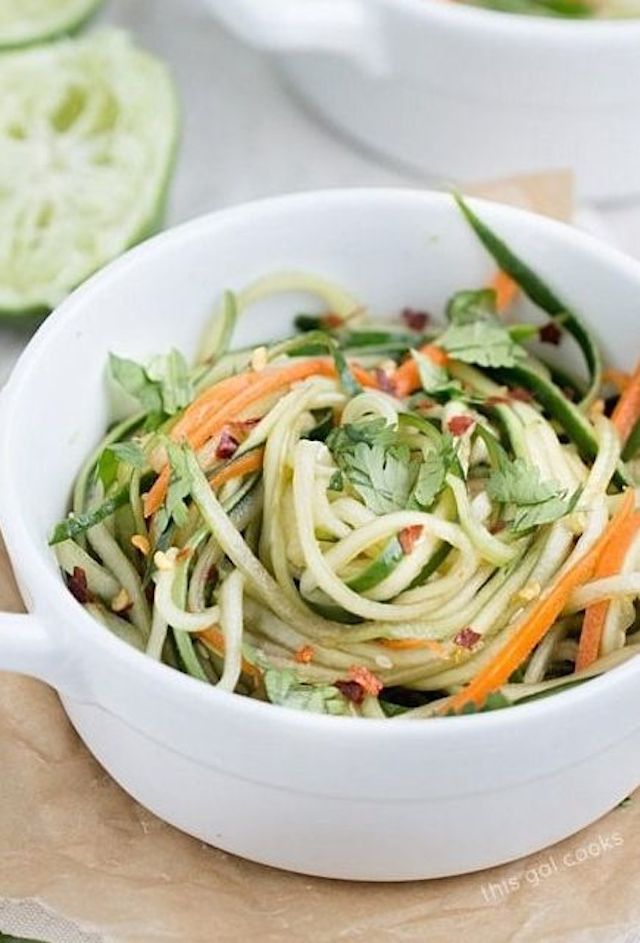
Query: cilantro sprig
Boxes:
[
  {"xmin": 326, "ymin": 418, "xmax": 457, "ymax": 515},
  {"xmin": 109, "ymin": 349, "xmax": 194, "ymax": 419},
  {"xmin": 477, "ymin": 426, "xmax": 580, "ymax": 533}
]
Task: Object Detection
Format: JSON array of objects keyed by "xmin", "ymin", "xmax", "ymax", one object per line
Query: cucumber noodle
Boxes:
[{"xmin": 52, "ymin": 201, "xmax": 640, "ymax": 719}]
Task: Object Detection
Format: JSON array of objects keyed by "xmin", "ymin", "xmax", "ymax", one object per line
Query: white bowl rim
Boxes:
[
  {"xmin": 387, "ymin": 0, "xmax": 640, "ymax": 39},
  {"xmin": 2, "ymin": 186, "xmax": 640, "ymax": 740}
]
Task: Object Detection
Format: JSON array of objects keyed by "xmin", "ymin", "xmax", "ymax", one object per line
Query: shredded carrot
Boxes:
[
  {"xmin": 143, "ymin": 358, "xmax": 378, "ymax": 517},
  {"xmin": 611, "ymin": 359, "xmax": 640, "ymax": 443},
  {"xmin": 394, "ymin": 344, "xmax": 449, "ymax": 398},
  {"xmin": 489, "ymin": 269, "xmax": 519, "ymax": 313},
  {"xmin": 198, "ymin": 626, "xmax": 262, "ymax": 685},
  {"xmin": 602, "ymin": 368, "xmax": 631, "ymax": 395},
  {"xmin": 441, "ymin": 490, "xmax": 636, "ymax": 715},
  {"xmin": 575, "ymin": 510, "xmax": 640, "ymax": 671},
  {"xmin": 381, "ymin": 638, "xmax": 447, "ymax": 655},
  {"xmin": 208, "ymin": 447, "xmax": 265, "ymax": 491}
]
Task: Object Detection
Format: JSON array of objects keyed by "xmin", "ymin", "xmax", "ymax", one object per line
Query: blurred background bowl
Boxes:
[{"xmin": 202, "ymin": 0, "xmax": 640, "ymax": 202}]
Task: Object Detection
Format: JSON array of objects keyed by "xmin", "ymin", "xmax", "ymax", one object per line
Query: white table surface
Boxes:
[
  {"xmin": 2, "ymin": 1, "xmax": 640, "ymax": 939},
  {"xmin": 2, "ymin": 0, "xmax": 640, "ymax": 390}
]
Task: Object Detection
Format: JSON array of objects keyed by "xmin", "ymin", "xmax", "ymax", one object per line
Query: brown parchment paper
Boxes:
[{"xmin": 2, "ymin": 171, "xmax": 640, "ymax": 943}]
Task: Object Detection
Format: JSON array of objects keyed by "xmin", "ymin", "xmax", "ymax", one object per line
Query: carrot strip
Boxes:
[
  {"xmin": 198, "ymin": 626, "xmax": 262, "ymax": 685},
  {"xmin": 143, "ymin": 358, "xmax": 379, "ymax": 517},
  {"xmin": 442, "ymin": 490, "xmax": 636, "ymax": 715},
  {"xmin": 602, "ymin": 368, "xmax": 631, "ymax": 395},
  {"xmin": 489, "ymin": 269, "xmax": 519, "ymax": 313},
  {"xmin": 611, "ymin": 359, "xmax": 640, "ymax": 443},
  {"xmin": 575, "ymin": 510, "xmax": 640, "ymax": 671},
  {"xmin": 394, "ymin": 344, "xmax": 449, "ymax": 398},
  {"xmin": 208, "ymin": 447, "xmax": 265, "ymax": 490}
]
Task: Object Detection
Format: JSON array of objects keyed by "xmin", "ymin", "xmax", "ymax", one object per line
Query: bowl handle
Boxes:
[
  {"xmin": 0, "ymin": 611, "xmax": 84, "ymax": 698},
  {"xmin": 203, "ymin": 0, "xmax": 389, "ymax": 76}
]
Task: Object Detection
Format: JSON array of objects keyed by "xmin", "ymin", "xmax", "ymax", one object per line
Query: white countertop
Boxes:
[{"xmin": 1, "ymin": 0, "xmax": 639, "ymax": 376}]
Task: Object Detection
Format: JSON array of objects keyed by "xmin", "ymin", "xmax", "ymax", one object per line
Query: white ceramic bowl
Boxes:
[
  {"xmin": 202, "ymin": 0, "xmax": 640, "ymax": 201},
  {"xmin": 1, "ymin": 189, "xmax": 640, "ymax": 881}
]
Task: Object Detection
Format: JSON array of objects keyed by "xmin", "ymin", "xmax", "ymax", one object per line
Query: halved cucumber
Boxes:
[
  {"xmin": 0, "ymin": 29, "xmax": 179, "ymax": 316},
  {"xmin": 0, "ymin": 0, "xmax": 104, "ymax": 49}
]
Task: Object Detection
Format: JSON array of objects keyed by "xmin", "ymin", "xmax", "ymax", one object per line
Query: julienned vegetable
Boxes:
[
  {"xmin": 458, "ymin": 0, "xmax": 640, "ymax": 18},
  {"xmin": 51, "ymin": 197, "xmax": 640, "ymax": 720}
]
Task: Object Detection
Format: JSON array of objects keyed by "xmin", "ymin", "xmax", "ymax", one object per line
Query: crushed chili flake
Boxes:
[
  {"xmin": 67, "ymin": 567, "xmax": 93, "ymax": 604},
  {"xmin": 206, "ymin": 564, "xmax": 219, "ymax": 586},
  {"xmin": 510, "ymin": 387, "xmax": 533, "ymax": 403},
  {"xmin": 374, "ymin": 368, "xmax": 398, "ymax": 395},
  {"xmin": 401, "ymin": 308, "xmax": 431, "ymax": 332},
  {"xmin": 539, "ymin": 321, "xmax": 562, "ymax": 346},
  {"xmin": 489, "ymin": 519, "xmax": 507, "ymax": 535},
  {"xmin": 176, "ymin": 547, "xmax": 192, "ymax": 562},
  {"xmin": 454, "ymin": 627, "xmax": 481, "ymax": 650},
  {"xmin": 399, "ymin": 525, "xmax": 423, "ymax": 555},
  {"xmin": 216, "ymin": 429, "xmax": 239, "ymax": 460},
  {"xmin": 322, "ymin": 313, "xmax": 344, "ymax": 330},
  {"xmin": 447, "ymin": 415, "xmax": 475, "ymax": 437},
  {"xmin": 348, "ymin": 665, "xmax": 384, "ymax": 697},
  {"xmin": 295, "ymin": 644, "xmax": 315, "ymax": 664},
  {"xmin": 335, "ymin": 680, "xmax": 366, "ymax": 705}
]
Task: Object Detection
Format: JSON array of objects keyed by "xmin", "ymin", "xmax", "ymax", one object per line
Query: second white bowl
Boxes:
[{"xmin": 203, "ymin": 0, "xmax": 640, "ymax": 201}]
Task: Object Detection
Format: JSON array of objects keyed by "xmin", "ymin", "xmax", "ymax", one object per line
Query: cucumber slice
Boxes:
[
  {"xmin": 0, "ymin": 0, "xmax": 104, "ymax": 49},
  {"xmin": 0, "ymin": 29, "xmax": 179, "ymax": 316}
]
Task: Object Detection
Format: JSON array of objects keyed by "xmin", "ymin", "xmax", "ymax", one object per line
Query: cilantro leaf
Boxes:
[
  {"xmin": 487, "ymin": 453, "xmax": 579, "ymax": 533},
  {"xmin": 511, "ymin": 490, "xmax": 580, "ymax": 533},
  {"xmin": 110, "ymin": 349, "xmax": 194, "ymax": 418},
  {"xmin": 97, "ymin": 441, "xmax": 146, "ymax": 492},
  {"xmin": 109, "ymin": 353, "xmax": 163, "ymax": 414},
  {"xmin": 327, "ymin": 419, "xmax": 456, "ymax": 515},
  {"xmin": 439, "ymin": 321, "xmax": 526, "ymax": 369},
  {"xmin": 446, "ymin": 288, "xmax": 498, "ymax": 326},
  {"xmin": 264, "ymin": 669, "xmax": 351, "ymax": 715},
  {"xmin": 155, "ymin": 441, "xmax": 193, "ymax": 531},
  {"xmin": 146, "ymin": 349, "xmax": 194, "ymax": 415},
  {"xmin": 412, "ymin": 350, "xmax": 462, "ymax": 400},
  {"xmin": 411, "ymin": 436, "xmax": 457, "ymax": 509},
  {"xmin": 487, "ymin": 456, "xmax": 559, "ymax": 506},
  {"xmin": 341, "ymin": 441, "xmax": 417, "ymax": 515}
]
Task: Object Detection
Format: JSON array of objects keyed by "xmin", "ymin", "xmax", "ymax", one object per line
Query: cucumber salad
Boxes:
[{"xmin": 51, "ymin": 197, "xmax": 640, "ymax": 719}]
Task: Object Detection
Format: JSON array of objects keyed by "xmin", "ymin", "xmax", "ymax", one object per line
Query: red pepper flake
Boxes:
[
  {"xmin": 67, "ymin": 567, "xmax": 93, "ymax": 604},
  {"xmin": 539, "ymin": 321, "xmax": 562, "ymax": 346},
  {"xmin": 216, "ymin": 429, "xmax": 239, "ymax": 460},
  {"xmin": 374, "ymin": 368, "xmax": 398, "ymax": 396},
  {"xmin": 322, "ymin": 313, "xmax": 344, "ymax": 330},
  {"xmin": 206, "ymin": 564, "xmax": 219, "ymax": 586},
  {"xmin": 399, "ymin": 525, "xmax": 423, "ymax": 555},
  {"xmin": 401, "ymin": 308, "xmax": 431, "ymax": 332},
  {"xmin": 447, "ymin": 415, "xmax": 475, "ymax": 437},
  {"xmin": 176, "ymin": 547, "xmax": 192, "ymax": 562},
  {"xmin": 454, "ymin": 627, "xmax": 481, "ymax": 650},
  {"xmin": 348, "ymin": 665, "xmax": 384, "ymax": 697},
  {"xmin": 295, "ymin": 644, "xmax": 315, "ymax": 664},
  {"xmin": 489, "ymin": 520, "xmax": 507, "ymax": 535},
  {"xmin": 335, "ymin": 680, "xmax": 366, "ymax": 705},
  {"xmin": 510, "ymin": 387, "xmax": 533, "ymax": 403}
]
